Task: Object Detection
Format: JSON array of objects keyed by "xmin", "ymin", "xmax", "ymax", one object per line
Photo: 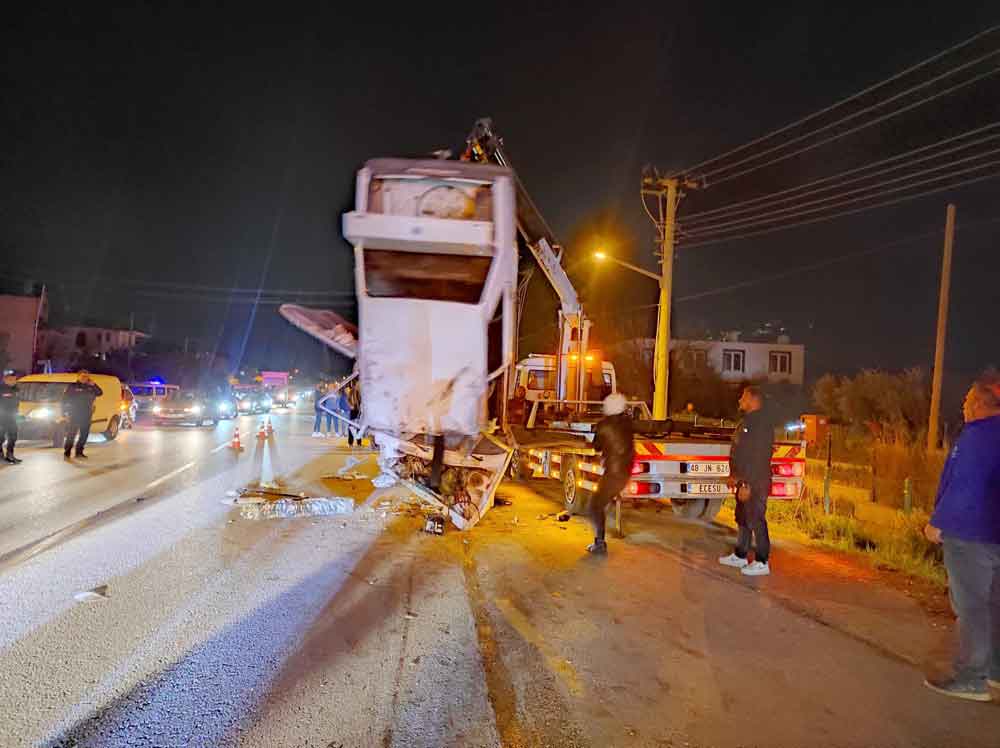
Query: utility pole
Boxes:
[
  {"xmin": 927, "ymin": 203, "xmax": 956, "ymax": 452},
  {"xmin": 642, "ymin": 174, "xmax": 694, "ymax": 420}
]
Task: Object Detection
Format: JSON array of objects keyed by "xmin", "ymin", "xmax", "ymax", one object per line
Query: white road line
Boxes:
[
  {"xmin": 210, "ymin": 441, "xmax": 231, "ymax": 454},
  {"xmin": 144, "ymin": 461, "xmax": 197, "ymax": 491}
]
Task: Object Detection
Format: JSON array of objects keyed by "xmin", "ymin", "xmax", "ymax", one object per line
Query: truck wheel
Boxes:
[
  {"xmin": 562, "ymin": 456, "xmax": 589, "ymax": 514},
  {"xmin": 671, "ymin": 498, "xmax": 707, "ymax": 519},
  {"xmin": 507, "ymin": 449, "xmax": 526, "ymax": 481},
  {"xmin": 701, "ymin": 498, "xmax": 724, "ymax": 522},
  {"xmin": 103, "ymin": 416, "xmax": 121, "ymax": 441}
]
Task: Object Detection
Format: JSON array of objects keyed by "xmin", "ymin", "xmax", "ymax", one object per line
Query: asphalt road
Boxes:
[{"xmin": 1, "ymin": 420, "xmax": 998, "ymax": 747}]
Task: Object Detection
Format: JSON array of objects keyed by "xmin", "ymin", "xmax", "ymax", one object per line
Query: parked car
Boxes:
[
  {"xmin": 17, "ymin": 373, "xmax": 127, "ymax": 447},
  {"xmin": 151, "ymin": 390, "xmax": 219, "ymax": 427},
  {"xmin": 121, "ymin": 385, "xmax": 138, "ymax": 428},
  {"xmin": 128, "ymin": 381, "xmax": 180, "ymax": 418}
]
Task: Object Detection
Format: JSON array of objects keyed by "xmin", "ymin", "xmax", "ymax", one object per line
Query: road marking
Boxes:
[
  {"xmin": 211, "ymin": 441, "xmax": 231, "ymax": 454},
  {"xmin": 144, "ymin": 461, "xmax": 197, "ymax": 490},
  {"xmin": 495, "ymin": 597, "xmax": 583, "ymax": 697}
]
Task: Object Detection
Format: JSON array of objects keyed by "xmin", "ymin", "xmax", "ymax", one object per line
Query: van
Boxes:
[
  {"xmin": 128, "ymin": 381, "xmax": 180, "ymax": 416},
  {"xmin": 17, "ymin": 373, "xmax": 127, "ymax": 447},
  {"xmin": 514, "ymin": 354, "xmax": 617, "ymax": 403}
]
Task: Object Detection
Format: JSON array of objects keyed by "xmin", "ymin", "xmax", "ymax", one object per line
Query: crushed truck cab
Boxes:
[{"xmin": 343, "ymin": 159, "xmax": 518, "ymax": 439}]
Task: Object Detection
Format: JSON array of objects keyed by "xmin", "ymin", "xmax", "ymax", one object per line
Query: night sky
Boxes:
[{"xmin": 2, "ymin": 2, "xmax": 998, "ymax": 391}]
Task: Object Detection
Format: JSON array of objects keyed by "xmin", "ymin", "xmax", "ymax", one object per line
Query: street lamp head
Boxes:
[{"xmin": 594, "ymin": 250, "xmax": 606, "ymax": 261}]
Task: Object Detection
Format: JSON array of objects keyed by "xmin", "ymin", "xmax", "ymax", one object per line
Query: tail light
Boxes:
[
  {"xmin": 631, "ymin": 461, "xmax": 649, "ymax": 475},
  {"xmin": 770, "ymin": 481, "xmax": 788, "ymax": 497},
  {"xmin": 771, "ymin": 462, "xmax": 804, "ymax": 477},
  {"xmin": 628, "ymin": 481, "xmax": 660, "ymax": 496}
]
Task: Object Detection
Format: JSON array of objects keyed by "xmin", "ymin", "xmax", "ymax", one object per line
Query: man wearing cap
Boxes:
[{"xmin": 587, "ymin": 392, "xmax": 634, "ymax": 555}]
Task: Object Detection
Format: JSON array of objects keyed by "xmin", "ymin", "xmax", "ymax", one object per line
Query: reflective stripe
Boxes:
[{"xmin": 578, "ymin": 479, "xmax": 599, "ymax": 491}]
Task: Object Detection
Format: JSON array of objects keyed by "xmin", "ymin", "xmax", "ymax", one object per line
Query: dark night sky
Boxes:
[{"xmin": 2, "ymin": 2, "xmax": 998, "ymax": 391}]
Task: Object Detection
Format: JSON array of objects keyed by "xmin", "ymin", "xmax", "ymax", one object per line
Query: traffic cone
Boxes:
[
  {"xmin": 257, "ymin": 421, "xmax": 266, "ymax": 440},
  {"xmin": 230, "ymin": 426, "xmax": 243, "ymax": 451},
  {"xmin": 265, "ymin": 417, "xmax": 274, "ymax": 437}
]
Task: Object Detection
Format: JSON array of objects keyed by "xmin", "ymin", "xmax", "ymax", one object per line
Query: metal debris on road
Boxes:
[
  {"xmin": 423, "ymin": 513, "xmax": 446, "ymax": 535},
  {"xmin": 239, "ymin": 497, "xmax": 354, "ymax": 520},
  {"xmin": 73, "ymin": 585, "xmax": 109, "ymax": 603}
]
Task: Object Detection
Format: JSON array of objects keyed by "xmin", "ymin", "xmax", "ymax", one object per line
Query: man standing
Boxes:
[
  {"xmin": 720, "ymin": 385, "xmax": 774, "ymax": 576},
  {"xmin": 62, "ymin": 371, "xmax": 103, "ymax": 460},
  {"xmin": 312, "ymin": 382, "xmax": 330, "ymax": 437},
  {"xmin": 0, "ymin": 372, "xmax": 21, "ymax": 464},
  {"xmin": 586, "ymin": 392, "xmax": 634, "ymax": 555},
  {"xmin": 923, "ymin": 370, "xmax": 1000, "ymax": 702}
]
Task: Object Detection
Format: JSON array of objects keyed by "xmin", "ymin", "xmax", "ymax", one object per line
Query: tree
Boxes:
[{"xmin": 811, "ymin": 368, "xmax": 929, "ymax": 444}]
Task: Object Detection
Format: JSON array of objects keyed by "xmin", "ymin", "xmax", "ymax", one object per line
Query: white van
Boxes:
[{"xmin": 514, "ymin": 353, "xmax": 616, "ymax": 403}]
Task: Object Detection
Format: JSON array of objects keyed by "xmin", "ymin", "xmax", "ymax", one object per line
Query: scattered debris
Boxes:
[
  {"xmin": 239, "ymin": 496, "xmax": 354, "ymax": 520},
  {"xmin": 371, "ymin": 472, "xmax": 398, "ymax": 488},
  {"xmin": 135, "ymin": 496, "xmax": 147, "ymax": 503},
  {"xmin": 423, "ymin": 513, "xmax": 446, "ymax": 535},
  {"xmin": 494, "ymin": 496, "xmax": 513, "ymax": 506},
  {"xmin": 404, "ymin": 611, "xmax": 419, "ymax": 620},
  {"xmin": 74, "ymin": 585, "xmax": 109, "ymax": 603},
  {"xmin": 556, "ymin": 511, "xmax": 571, "ymax": 522}
]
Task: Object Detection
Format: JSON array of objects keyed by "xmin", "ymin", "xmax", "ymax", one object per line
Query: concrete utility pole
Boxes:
[
  {"xmin": 927, "ymin": 203, "xmax": 956, "ymax": 452},
  {"xmin": 641, "ymin": 175, "xmax": 692, "ymax": 421}
]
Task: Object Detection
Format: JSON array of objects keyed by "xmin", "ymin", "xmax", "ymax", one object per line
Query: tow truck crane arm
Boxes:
[{"xmin": 464, "ymin": 118, "xmax": 590, "ymax": 401}]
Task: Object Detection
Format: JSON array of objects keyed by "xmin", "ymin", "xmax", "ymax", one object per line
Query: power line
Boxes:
[
  {"xmin": 702, "ymin": 64, "xmax": 1000, "ymax": 186},
  {"xmin": 681, "ymin": 123, "xmax": 1000, "ymax": 224},
  {"xmin": 677, "ymin": 170, "xmax": 1000, "ymax": 248},
  {"xmin": 674, "ymin": 25, "xmax": 1000, "ymax": 177},
  {"xmin": 684, "ymin": 152, "xmax": 1000, "ymax": 237}
]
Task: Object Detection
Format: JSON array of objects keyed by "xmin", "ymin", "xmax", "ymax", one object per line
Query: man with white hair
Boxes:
[
  {"xmin": 923, "ymin": 369, "xmax": 1000, "ymax": 702},
  {"xmin": 587, "ymin": 392, "xmax": 634, "ymax": 555}
]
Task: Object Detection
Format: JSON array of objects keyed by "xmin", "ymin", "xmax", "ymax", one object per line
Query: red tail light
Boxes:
[
  {"xmin": 770, "ymin": 481, "xmax": 788, "ymax": 497},
  {"xmin": 771, "ymin": 462, "xmax": 804, "ymax": 477},
  {"xmin": 628, "ymin": 481, "xmax": 661, "ymax": 496},
  {"xmin": 631, "ymin": 461, "xmax": 649, "ymax": 475}
]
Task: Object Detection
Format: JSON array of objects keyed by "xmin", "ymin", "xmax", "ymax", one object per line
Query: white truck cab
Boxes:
[{"xmin": 515, "ymin": 353, "xmax": 616, "ymax": 402}]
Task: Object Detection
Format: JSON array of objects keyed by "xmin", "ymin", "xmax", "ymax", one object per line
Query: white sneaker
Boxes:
[
  {"xmin": 312, "ymin": 432, "xmax": 323, "ymax": 438},
  {"xmin": 719, "ymin": 553, "xmax": 748, "ymax": 568},
  {"xmin": 741, "ymin": 561, "xmax": 770, "ymax": 576}
]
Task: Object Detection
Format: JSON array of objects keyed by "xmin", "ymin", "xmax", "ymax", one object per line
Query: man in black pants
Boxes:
[
  {"xmin": 62, "ymin": 371, "xmax": 103, "ymax": 460},
  {"xmin": 0, "ymin": 372, "xmax": 21, "ymax": 464},
  {"xmin": 719, "ymin": 385, "xmax": 774, "ymax": 576},
  {"xmin": 587, "ymin": 392, "xmax": 634, "ymax": 555}
]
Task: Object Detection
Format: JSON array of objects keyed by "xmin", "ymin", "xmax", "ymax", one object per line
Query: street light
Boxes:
[{"xmin": 593, "ymin": 250, "xmax": 669, "ymax": 419}]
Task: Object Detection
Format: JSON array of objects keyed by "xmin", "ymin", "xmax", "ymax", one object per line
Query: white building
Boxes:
[
  {"xmin": 39, "ymin": 326, "xmax": 147, "ymax": 361},
  {"xmin": 618, "ymin": 333, "xmax": 806, "ymax": 386}
]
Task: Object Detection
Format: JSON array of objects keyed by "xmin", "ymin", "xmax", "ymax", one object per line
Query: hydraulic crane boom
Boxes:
[{"xmin": 463, "ymin": 118, "xmax": 591, "ymax": 403}]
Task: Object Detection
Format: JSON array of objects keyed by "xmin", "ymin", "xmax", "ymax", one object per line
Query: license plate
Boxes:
[
  {"xmin": 688, "ymin": 483, "xmax": 728, "ymax": 494},
  {"xmin": 686, "ymin": 462, "xmax": 729, "ymax": 475}
]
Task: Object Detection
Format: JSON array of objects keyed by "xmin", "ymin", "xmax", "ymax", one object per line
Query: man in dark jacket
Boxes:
[
  {"xmin": 923, "ymin": 370, "xmax": 1000, "ymax": 702},
  {"xmin": 587, "ymin": 392, "xmax": 634, "ymax": 555},
  {"xmin": 0, "ymin": 372, "xmax": 21, "ymax": 464},
  {"xmin": 62, "ymin": 371, "xmax": 102, "ymax": 459},
  {"xmin": 719, "ymin": 385, "xmax": 774, "ymax": 576}
]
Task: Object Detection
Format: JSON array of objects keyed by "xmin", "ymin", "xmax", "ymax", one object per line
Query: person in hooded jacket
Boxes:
[{"xmin": 587, "ymin": 392, "xmax": 634, "ymax": 555}]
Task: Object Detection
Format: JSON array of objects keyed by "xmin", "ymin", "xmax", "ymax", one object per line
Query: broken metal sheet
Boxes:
[
  {"xmin": 239, "ymin": 497, "xmax": 355, "ymax": 520},
  {"xmin": 278, "ymin": 304, "xmax": 358, "ymax": 359}
]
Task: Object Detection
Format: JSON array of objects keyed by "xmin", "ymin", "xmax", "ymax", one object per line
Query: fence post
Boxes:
[
  {"xmin": 823, "ymin": 431, "xmax": 833, "ymax": 515},
  {"xmin": 903, "ymin": 477, "xmax": 912, "ymax": 514}
]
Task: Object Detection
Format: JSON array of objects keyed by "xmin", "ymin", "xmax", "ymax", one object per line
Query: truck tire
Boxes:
[
  {"xmin": 671, "ymin": 498, "xmax": 707, "ymax": 519},
  {"xmin": 562, "ymin": 456, "xmax": 589, "ymax": 515},
  {"xmin": 701, "ymin": 498, "xmax": 724, "ymax": 522}
]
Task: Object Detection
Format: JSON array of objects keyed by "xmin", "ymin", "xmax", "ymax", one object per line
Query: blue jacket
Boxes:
[{"xmin": 931, "ymin": 414, "xmax": 1000, "ymax": 544}]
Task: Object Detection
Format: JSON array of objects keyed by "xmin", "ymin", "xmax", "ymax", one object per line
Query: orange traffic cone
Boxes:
[
  {"xmin": 230, "ymin": 426, "xmax": 243, "ymax": 451},
  {"xmin": 265, "ymin": 417, "xmax": 274, "ymax": 437},
  {"xmin": 257, "ymin": 421, "xmax": 266, "ymax": 440}
]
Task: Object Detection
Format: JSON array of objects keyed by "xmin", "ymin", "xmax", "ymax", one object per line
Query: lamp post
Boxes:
[{"xmin": 594, "ymin": 249, "xmax": 669, "ymax": 418}]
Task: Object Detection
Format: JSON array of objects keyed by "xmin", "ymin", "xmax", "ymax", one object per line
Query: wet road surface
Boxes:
[{"xmin": 1, "ymin": 421, "xmax": 998, "ymax": 747}]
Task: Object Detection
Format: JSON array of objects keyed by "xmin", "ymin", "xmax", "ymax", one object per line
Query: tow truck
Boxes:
[{"xmin": 462, "ymin": 119, "xmax": 805, "ymax": 523}]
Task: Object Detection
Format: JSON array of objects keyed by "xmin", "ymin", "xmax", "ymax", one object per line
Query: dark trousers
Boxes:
[
  {"xmin": 734, "ymin": 479, "xmax": 771, "ymax": 563},
  {"xmin": 347, "ymin": 408, "xmax": 360, "ymax": 446},
  {"xmin": 64, "ymin": 415, "xmax": 92, "ymax": 455},
  {"xmin": 942, "ymin": 536, "xmax": 1000, "ymax": 684},
  {"xmin": 589, "ymin": 470, "xmax": 629, "ymax": 542},
  {"xmin": 1, "ymin": 413, "xmax": 16, "ymax": 455}
]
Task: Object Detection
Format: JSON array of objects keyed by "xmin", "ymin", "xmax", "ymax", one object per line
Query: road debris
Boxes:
[
  {"xmin": 239, "ymin": 497, "xmax": 354, "ymax": 520},
  {"xmin": 423, "ymin": 513, "xmax": 446, "ymax": 535},
  {"xmin": 73, "ymin": 585, "xmax": 109, "ymax": 603}
]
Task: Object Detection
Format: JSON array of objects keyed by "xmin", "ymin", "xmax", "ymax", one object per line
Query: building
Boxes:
[
  {"xmin": 616, "ymin": 332, "xmax": 806, "ymax": 386},
  {"xmin": 0, "ymin": 288, "xmax": 48, "ymax": 374},
  {"xmin": 39, "ymin": 325, "xmax": 147, "ymax": 362}
]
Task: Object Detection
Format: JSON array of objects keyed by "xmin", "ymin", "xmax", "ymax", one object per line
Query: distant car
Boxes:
[
  {"xmin": 121, "ymin": 385, "xmax": 138, "ymax": 429},
  {"xmin": 234, "ymin": 388, "xmax": 272, "ymax": 415},
  {"xmin": 129, "ymin": 381, "xmax": 180, "ymax": 418},
  {"xmin": 152, "ymin": 390, "xmax": 218, "ymax": 426},
  {"xmin": 214, "ymin": 392, "xmax": 238, "ymax": 420},
  {"xmin": 270, "ymin": 386, "xmax": 298, "ymax": 409}
]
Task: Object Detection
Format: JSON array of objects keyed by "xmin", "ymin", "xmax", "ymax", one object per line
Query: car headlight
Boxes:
[
  {"xmin": 153, "ymin": 405, "xmax": 162, "ymax": 414},
  {"xmin": 218, "ymin": 402, "xmax": 229, "ymax": 412},
  {"xmin": 191, "ymin": 404, "xmax": 202, "ymax": 414},
  {"xmin": 29, "ymin": 407, "xmax": 53, "ymax": 420}
]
